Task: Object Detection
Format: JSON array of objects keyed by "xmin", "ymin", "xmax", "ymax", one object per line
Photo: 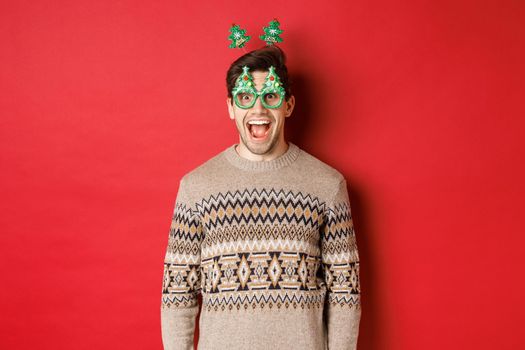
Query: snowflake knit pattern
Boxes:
[{"xmin": 161, "ymin": 142, "xmax": 361, "ymax": 350}]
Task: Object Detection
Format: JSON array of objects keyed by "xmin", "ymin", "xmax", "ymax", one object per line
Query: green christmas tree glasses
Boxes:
[{"xmin": 232, "ymin": 66, "xmax": 286, "ymax": 109}]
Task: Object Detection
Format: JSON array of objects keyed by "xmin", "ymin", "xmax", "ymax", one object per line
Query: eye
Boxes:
[{"xmin": 235, "ymin": 92, "xmax": 255, "ymax": 107}]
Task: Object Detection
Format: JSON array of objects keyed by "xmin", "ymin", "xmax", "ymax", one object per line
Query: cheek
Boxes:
[
  {"xmin": 272, "ymin": 110, "xmax": 287, "ymax": 124},
  {"xmin": 233, "ymin": 110, "xmax": 249, "ymax": 127}
]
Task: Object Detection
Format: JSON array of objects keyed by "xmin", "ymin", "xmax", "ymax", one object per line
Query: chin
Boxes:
[{"xmin": 242, "ymin": 134, "xmax": 277, "ymax": 155}]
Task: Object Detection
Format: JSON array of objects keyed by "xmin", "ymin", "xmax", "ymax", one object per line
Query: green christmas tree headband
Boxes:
[
  {"xmin": 228, "ymin": 19, "xmax": 286, "ymax": 109},
  {"xmin": 228, "ymin": 19, "xmax": 283, "ymax": 48}
]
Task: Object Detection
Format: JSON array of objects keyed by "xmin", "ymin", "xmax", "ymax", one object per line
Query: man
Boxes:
[{"xmin": 161, "ymin": 45, "xmax": 361, "ymax": 350}]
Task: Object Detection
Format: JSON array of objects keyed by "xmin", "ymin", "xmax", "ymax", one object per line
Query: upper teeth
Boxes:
[{"xmin": 248, "ymin": 120, "xmax": 270, "ymax": 125}]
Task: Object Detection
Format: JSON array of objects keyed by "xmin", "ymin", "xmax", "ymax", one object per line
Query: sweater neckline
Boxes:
[{"xmin": 223, "ymin": 142, "xmax": 301, "ymax": 171}]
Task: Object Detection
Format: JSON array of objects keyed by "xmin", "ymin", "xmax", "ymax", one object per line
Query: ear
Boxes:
[
  {"xmin": 284, "ymin": 95, "xmax": 295, "ymax": 118},
  {"xmin": 227, "ymin": 97, "xmax": 234, "ymax": 120}
]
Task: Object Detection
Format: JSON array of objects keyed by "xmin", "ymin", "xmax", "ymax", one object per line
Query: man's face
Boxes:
[{"xmin": 227, "ymin": 70, "xmax": 295, "ymax": 156}]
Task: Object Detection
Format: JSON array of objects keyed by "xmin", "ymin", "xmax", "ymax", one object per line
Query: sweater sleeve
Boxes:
[
  {"xmin": 321, "ymin": 178, "xmax": 362, "ymax": 350},
  {"xmin": 161, "ymin": 177, "xmax": 203, "ymax": 350}
]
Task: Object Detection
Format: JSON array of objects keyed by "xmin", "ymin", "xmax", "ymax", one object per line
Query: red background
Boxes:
[{"xmin": 1, "ymin": 1, "xmax": 524, "ymax": 349}]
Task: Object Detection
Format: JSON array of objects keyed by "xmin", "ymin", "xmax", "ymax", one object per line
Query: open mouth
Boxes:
[{"xmin": 246, "ymin": 119, "xmax": 272, "ymax": 141}]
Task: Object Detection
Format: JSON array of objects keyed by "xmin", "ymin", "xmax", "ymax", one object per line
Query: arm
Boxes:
[
  {"xmin": 322, "ymin": 178, "xmax": 362, "ymax": 350},
  {"xmin": 161, "ymin": 177, "xmax": 203, "ymax": 350}
]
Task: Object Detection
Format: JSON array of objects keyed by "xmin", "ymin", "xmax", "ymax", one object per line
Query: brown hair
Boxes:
[{"xmin": 226, "ymin": 45, "xmax": 292, "ymax": 103}]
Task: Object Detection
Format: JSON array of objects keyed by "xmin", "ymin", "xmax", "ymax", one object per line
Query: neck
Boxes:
[
  {"xmin": 235, "ymin": 136, "xmax": 289, "ymax": 161},
  {"xmin": 224, "ymin": 140, "xmax": 300, "ymax": 172}
]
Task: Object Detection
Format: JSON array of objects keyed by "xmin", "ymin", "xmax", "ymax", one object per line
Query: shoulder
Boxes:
[
  {"xmin": 180, "ymin": 148, "xmax": 225, "ymax": 185},
  {"xmin": 295, "ymin": 149, "xmax": 353, "ymax": 210},
  {"xmin": 296, "ymin": 146, "xmax": 346, "ymax": 188}
]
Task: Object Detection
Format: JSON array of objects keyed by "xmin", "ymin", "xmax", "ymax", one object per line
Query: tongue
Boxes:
[{"xmin": 251, "ymin": 124, "xmax": 268, "ymax": 138}]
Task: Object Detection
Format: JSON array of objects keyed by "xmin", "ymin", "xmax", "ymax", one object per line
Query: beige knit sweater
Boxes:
[{"xmin": 160, "ymin": 142, "xmax": 361, "ymax": 350}]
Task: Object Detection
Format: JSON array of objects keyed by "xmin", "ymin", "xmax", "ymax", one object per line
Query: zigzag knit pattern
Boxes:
[{"xmin": 161, "ymin": 188, "xmax": 360, "ymax": 312}]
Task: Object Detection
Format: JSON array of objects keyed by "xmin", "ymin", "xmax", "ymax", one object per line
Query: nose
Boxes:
[{"xmin": 251, "ymin": 95, "xmax": 267, "ymax": 113}]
